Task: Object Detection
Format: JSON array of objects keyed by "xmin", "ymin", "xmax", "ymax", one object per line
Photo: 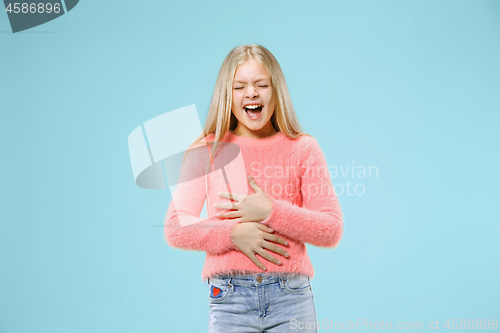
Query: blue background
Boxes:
[{"xmin": 1, "ymin": 0, "xmax": 499, "ymax": 332}]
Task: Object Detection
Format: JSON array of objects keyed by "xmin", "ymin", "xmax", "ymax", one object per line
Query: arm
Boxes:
[
  {"xmin": 164, "ymin": 143, "xmax": 239, "ymax": 254},
  {"xmin": 260, "ymin": 137, "xmax": 344, "ymax": 248}
]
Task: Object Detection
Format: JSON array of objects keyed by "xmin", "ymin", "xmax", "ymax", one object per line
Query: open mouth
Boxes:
[{"xmin": 244, "ymin": 104, "xmax": 263, "ymax": 120}]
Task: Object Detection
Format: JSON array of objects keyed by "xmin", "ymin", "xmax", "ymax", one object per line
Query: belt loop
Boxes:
[
  {"xmin": 279, "ymin": 276, "xmax": 285, "ymax": 289},
  {"xmin": 228, "ymin": 277, "xmax": 234, "ymax": 293}
]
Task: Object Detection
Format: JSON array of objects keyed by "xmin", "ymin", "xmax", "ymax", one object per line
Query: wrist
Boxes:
[
  {"xmin": 262, "ymin": 197, "xmax": 275, "ymax": 222},
  {"xmin": 267, "ymin": 198, "xmax": 274, "ymax": 218},
  {"xmin": 229, "ymin": 222, "xmax": 239, "ymax": 249}
]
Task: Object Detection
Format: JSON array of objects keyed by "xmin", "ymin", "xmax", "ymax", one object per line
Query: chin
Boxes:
[{"xmin": 243, "ymin": 123, "xmax": 263, "ymax": 131}]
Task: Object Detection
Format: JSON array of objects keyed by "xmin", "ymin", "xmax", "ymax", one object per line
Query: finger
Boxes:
[
  {"xmin": 247, "ymin": 252, "xmax": 267, "ymax": 271},
  {"xmin": 255, "ymin": 248, "xmax": 282, "ymax": 266},
  {"xmin": 218, "ymin": 210, "xmax": 243, "ymax": 219},
  {"xmin": 263, "ymin": 233, "xmax": 289, "ymax": 247},
  {"xmin": 261, "ymin": 241, "xmax": 289, "ymax": 258},
  {"xmin": 248, "ymin": 175, "xmax": 262, "ymax": 194},
  {"xmin": 214, "ymin": 202, "xmax": 239, "ymax": 209},
  {"xmin": 254, "ymin": 222, "xmax": 274, "ymax": 233},
  {"xmin": 218, "ymin": 192, "xmax": 245, "ymax": 202}
]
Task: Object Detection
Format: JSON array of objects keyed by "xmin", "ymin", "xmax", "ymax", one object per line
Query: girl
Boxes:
[{"xmin": 165, "ymin": 44, "xmax": 344, "ymax": 332}]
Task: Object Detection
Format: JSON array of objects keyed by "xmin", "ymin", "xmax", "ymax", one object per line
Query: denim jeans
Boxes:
[{"xmin": 206, "ymin": 273, "xmax": 318, "ymax": 332}]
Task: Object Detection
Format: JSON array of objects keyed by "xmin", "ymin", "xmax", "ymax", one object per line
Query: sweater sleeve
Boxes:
[
  {"xmin": 260, "ymin": 137, "xmax": 344, "ymax": 248},
  {"xmin": 164, "ymin": 143, "xmax": 239, "ymax": 254}
]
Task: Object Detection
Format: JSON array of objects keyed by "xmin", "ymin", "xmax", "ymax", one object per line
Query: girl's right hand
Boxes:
[{"xmin": 230, "ymin": 222, "xmax": 289, "ymax": 271}]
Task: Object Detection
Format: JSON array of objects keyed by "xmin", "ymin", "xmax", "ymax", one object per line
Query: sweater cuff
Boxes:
[
  {"xmin": 258, "ymin": 199, "xmax": 295, "ymax": 234},
  {"xmin": 219, "ymin": 220, "xmax": 240, "ymax": 252}
]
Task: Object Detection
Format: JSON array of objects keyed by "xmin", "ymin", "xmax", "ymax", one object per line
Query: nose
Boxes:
[{"xmin": 245, "ymin": 85, "xmax": 258, "ymax": 98}]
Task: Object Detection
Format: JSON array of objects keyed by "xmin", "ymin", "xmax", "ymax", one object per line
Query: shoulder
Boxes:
[
  {"xmin": 293, "ymin": 134, "xmax": 329, "ymax": 168},
  {"xmin": 293, "ymin": 133, "xmax": 320, "ymax": 151},
  {"xmin": 205, "ymin": 133, "xmax": 216, "ymax": 142},
  {"xmin": 190, "ymin": 133, "xmax": 216, "ymax": 149}
]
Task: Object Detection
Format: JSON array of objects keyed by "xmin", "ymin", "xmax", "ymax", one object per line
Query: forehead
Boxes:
[{"xmin": 233, "ymin": 59, "xmax": 271, "ymax": 82}]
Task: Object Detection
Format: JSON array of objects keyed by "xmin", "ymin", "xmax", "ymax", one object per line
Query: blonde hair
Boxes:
[{"xmin": 182, "ymin": 44, "xmax": 311, "ymax": 193}]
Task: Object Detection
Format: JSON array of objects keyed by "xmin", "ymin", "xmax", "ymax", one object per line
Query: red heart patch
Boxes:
[{"xmin": 213, "ymin": 287, "xmax": 220, "ymax": 297}]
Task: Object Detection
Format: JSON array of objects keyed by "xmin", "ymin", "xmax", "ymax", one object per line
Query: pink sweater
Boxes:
[{"xmin": 164, "ymin": 130, "xmax": 343, "ymax": 280}]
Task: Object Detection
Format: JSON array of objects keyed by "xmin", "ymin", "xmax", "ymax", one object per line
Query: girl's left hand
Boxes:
[{"xmin": 214, "ymin": 175, "xmax": 274, "ymax": 223}]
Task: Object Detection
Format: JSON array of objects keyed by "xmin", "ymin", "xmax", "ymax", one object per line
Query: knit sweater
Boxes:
[{"xmin": 164, "ymin": 130, "xmax": 343, "ymax": 281}]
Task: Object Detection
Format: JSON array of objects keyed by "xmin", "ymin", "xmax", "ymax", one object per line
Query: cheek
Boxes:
[
  {"xmin": 264, "ymin": 90, "xmax": 275, "ymax": 104},
  {"xmin": 231, "ymin": 96, "xmax": 239, "ymax": 109},
  {"xmin": 266, "ymin": 96, "xmax": 276, "ymax": 110},
  {"xmin": 234, "ymin": 98, "xmax": 248, "ymax": 112},
  {"xmin": 232, "ymin": 92, "xmax": 242, "ymax": 105}
]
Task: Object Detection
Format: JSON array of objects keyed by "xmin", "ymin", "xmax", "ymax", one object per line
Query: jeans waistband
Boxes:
[{"xmin": 208, "ymin": 273, "xmax": 310, "ymax": 287}]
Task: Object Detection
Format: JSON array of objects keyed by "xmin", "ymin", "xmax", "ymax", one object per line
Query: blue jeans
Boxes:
[{"xmin": 206, "ymin": 273, "xmax": 318, "ymax": 332}]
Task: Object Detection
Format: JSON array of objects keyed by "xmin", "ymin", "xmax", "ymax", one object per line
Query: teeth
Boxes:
[{"xmin": 245, "ymin": 105, "xmax": 262, "ymax": 109}]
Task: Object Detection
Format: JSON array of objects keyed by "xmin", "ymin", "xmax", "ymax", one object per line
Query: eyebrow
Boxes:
[{"xmin": 233, "ymin": 78, "xmax": 270, "ymax": 84}]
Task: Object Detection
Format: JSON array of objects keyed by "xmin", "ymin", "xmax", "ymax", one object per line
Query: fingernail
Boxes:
[
  {"xmin": 284, "ymin": 241, "xmax": 288, "ymax": 245},
  {"xmin": 269, "ymin": 228, "xmax": 273, "ymax": 232},
  {"xmin": 284, "ymin": 252, "xmax": 289, "ymax": 257},
  {"xmin": 262, "ymin": 266, "xmax": 266, "ymax": 270},
  {"xmin": 277, "ymin": 260, "xmax": 282, "ymax": 265},
  {"xmin": 213, "ymin": 204, "xmax": 217, "ymax": 207}
]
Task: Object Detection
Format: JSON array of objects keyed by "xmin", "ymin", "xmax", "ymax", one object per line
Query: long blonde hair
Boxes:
[{"xmin": 183, "ymin": 44, "xmax": 311, "ymax": 180}]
